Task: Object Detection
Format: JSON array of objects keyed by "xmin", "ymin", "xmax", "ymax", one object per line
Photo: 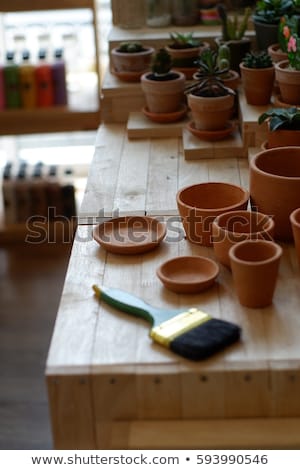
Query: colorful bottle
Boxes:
[
  {"xmin": 46, "ymin": 164, "xmax": 63, "ymax": 219},
  {"xmin": 35, "ymin": 48, "xmax": 54, "ymax": 107},
  {"xmin": 30, "ymin": 162, "xmax": 48, "ymax": 218},
  {"xmin": 19, "ymin": 50, "xmax": 36, "ymax": 109},
  {"xmin": 52, "ymin": 48, "xmax": 68, "ymax": 106},
  {"xmin": 3, "ymin": 51, "xmax": 21, "ymax": 109},
  {"xmin": 15, "ymin": 162, "xmax": 31, "ymax": 223},
  {"xmin": 61, "ymin": 168, "xmax": 76, "ymax": 220}
]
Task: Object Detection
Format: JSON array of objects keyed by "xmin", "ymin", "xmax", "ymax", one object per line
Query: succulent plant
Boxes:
[
  {"xmin": 242, "ymin": 51, "xmax": 273, "ymax": 68},
  {"xmin": 253, "ymin": 0, "xmax": 294, "ymax": 25},
  {"xmin": 169, "ymin": 32, "xmax": 202, "ymax": 49},
  {"xmin": 151, "ymin": 48, "xmax": 173, "ymax": 75},
  {"xmin": 217, "ymin": 4, "xmax": 251, "ymax": 41},
  {"xmin": 117, "ymin": 42, "xmax": 146, "ymax": 53},
  {"xmin": 258, "ymin": 107, "xmax": 300, "ymax": 130}
]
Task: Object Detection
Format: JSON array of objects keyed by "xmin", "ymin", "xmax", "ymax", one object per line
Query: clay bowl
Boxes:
[
  {"xmin": 290, "ymin": 208, "xmax": 300, "ymax": 266},
  {"xmin": 229, "ymin": 239, "xmax": 282, "ymax": 308},
  {"xmin": 250, "ymin": 147, "xmax": 300, "ymax": 241},
  {"xmin": 176, "ymin": 182, "xmax": 249, "ymax": 246},
  {"xmin": 156, "ymin": 256, "xmax": 219, "ymax": 294},
  {"xmin": 212, "ymin": 210, "xmax": 275, "ymax": 268}
]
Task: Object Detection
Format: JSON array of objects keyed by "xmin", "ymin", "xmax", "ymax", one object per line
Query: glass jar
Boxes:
[
  {"xmin": 172, "ymin": 0, "xmax": 199, "ymax": 26},
  {"xmin": 146, "ymin": 0, "xmax": 171, "ymax": 27}
]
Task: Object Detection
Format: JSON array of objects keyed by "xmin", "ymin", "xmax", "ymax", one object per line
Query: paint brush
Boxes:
[{"xmin": 93, "ymin": 285, "xmax": 241, "ymax": 361}]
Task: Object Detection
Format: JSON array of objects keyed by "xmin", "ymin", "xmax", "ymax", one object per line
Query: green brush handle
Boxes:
[{"xmin": 93, "ymin": 285, "xmax": 155, "ymax": 325}]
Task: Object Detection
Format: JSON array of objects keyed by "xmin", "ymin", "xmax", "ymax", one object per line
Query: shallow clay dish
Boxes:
[
  {"xmin": 93, "ymin": 216, "xmax": 166, "ymax": 255},
  {"xmin": 156, "ymin": 256, "xmax": 219, "ymax": 294},
  {"xmin": 186, "ymin": 120, "xmax": 235, "ymax": 141},
  {"xmin": 142, "ymin": 104, "xmax": 188, "ymax": 123}
]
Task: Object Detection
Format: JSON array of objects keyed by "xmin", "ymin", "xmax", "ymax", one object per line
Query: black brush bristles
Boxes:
[{"xmin": 170, "ymin": 318, "xmax": 241, "ymax": 361}]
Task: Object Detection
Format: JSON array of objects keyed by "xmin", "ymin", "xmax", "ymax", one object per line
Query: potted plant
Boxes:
[
  {"xmin": 258, "ymin": 106, "xmax": 300, "ymax": 147},
  {"xmin": 267, "ymin": 14, "xmax": 296, "ymax": 62},
  {"xmin": 140, "ymin": 48, "xmax": 186, "ymax": 117},
  {"xmin": 185, "ymin": 48, "xmax": 235, "ymax": 132},
  {"xmin": 240, "ymin": 50, "xmax": 275, "ymax": 105},
  {"xmin": 216, "ymin": 4, "xmax": 252, "ymax": 73},
  {"xmin": 172, "ymin": 0, "xmax": 199, "ymax": 25},
  {"xmin": 216, "ymin": 43, "xmax": 240, "ymax": 91},
  {"xmin": 111, "ymin": 42, "xmax": 155, "ymax": 81},
  {"xmin": 165, "ymin": 32, "xmax": 209, "ymax": 78},
  {"xmin": 253, "ymin": 0, "xmax": 294, "ymax": 51},
  {"xmin": 275, "ymin": 28, "xmax": 300, "ymax": 104}
]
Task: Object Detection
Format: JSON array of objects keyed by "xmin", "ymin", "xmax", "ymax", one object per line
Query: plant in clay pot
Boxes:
[
  {"xmin": 111, "ymin": 42, "xmax": 154, "ymax": 81},
  {"xmin": 258, "ymin": 106, "xmax": 300, "ymax": 147},
  {"xmin": 217, "ymin": 43, "xmax": 241, "ymax": 91},
  {"xmin": 185, "ymin": 48, "xmax": 235, "ymax": 132},
  {"xmin": 140, "ymin": 48, "xmax": 186, "ymax": 117},
  {"xmin": 240, "ymin": 50, "xmax": 275, "ymax": 105},
  {"xmin": 275, "ymin": 26, "xmax": 300, "ymax": 104},
  {"xmin": 253, "ymin": 0, "xmax": 294, "ymax": 50},
  {"xmin": 267, "ymin": 14, "xmax": 298, "ymax": 62},
  {"xmin": 216, "ymin": 4, "xmax": 252, "ymax": 73},
  {"xmin": 165, "ymin": 32, "xmax": 209, "ymax": 78}
]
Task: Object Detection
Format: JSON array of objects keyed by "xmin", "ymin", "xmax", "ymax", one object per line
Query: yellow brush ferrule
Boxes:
[{"xmin": 150, "ymin": 308, "xmax": 211, "ymax": 347}]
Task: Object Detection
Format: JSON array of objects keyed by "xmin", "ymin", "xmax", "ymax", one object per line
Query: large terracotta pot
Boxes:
[
  {"xmin": 176, "ymin": 182, "xmax": 249, "ymax": 246},
  {"xmin": 141, "ymin": 71, "xmax": 185, "ymax": 113},
  {"xmin": 275, "ymin": 60, "xmax": 300, "ymax": 105},
  {"xmin": 250, "ymin": 147, "xmax": 300, "ymax": 241},
  {"xmin": 187, "ymin": 91, "xmax": 234, "ymax": 130},
  {"xmin": 240, "ymin": 62, "xmax": 275, "ymax": 105},
  {"xmin": 229, "ymin": 239, "xmax": 282, "ymax": 308},
  {"xmin": 253, "ymin": 20, "xmax": 279, "ymax": 51},
  {"xmin": 111, "ymin": 46, "xmax": 154, "ymax": 73},
  {"xmin": 267, "ymin": 128, "xmax": 300, "ymax": 148}
]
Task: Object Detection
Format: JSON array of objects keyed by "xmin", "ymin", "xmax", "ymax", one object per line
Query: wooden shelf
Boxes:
[{"xmin": 0, "ymin": 0, "xmax": 95, "ymax": 12}]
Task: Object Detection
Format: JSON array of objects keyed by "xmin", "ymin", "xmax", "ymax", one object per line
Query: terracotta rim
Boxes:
[
  {"xmin": 250, "ymin": 147, "xmax": 300, "ymax": 181},
  {"xmin": 111, "ymin": 46, "xmax": 155, "ymax": 57},
  {"xmin": 176, "ymin": 182, "xmax": 249, "ymax": 213},
  {"xmin": 213, "ymin": 210, "xmax": 275, "ymax": 236},
  {"xmin": 229, "ymin": 240, "xmax": 283, "ymax": 266},
  {"xmin": 290, "ymin": 208, "xmax": 300, "ymax": 228}
]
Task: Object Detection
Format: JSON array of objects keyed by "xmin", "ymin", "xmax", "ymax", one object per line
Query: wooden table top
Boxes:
[{"xmin": 79, "ymin": 123, "xmax": 249, "ymax": 223}]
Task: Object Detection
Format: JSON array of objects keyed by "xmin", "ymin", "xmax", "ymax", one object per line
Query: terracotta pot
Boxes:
[
  {"xmin": 267, "ymin": 127, "xmax": 300, "ymax": 148},
  {"xmin": 215, "ymin": 37, "xmax": 251, "ymax": 73},
  {"xmin": 275, "ymin": 60, "xmax": 300, "ymax": 105},
  {"xmin": 221, "ymin": 70, "xmax": 240, "ymax": 91},
  {"xmin": 267, "ymin": 43, "xmax": 288, "ymax": 63},
  {"xmin": 250, "ymin": 147, "xmax": 300, "ymax": 241},
  {"xmin": 187, "ymin": 91, "xmax": 234, "ymax": 130},
  {"xmin": 290, "ymin": 208, "xmax": 300, "ymax": 266},
  {"xmin": 212, "ymin": 210, "xmax": 275, "ymax": 268},
  {"xmin": 111, "ymin": 46, "xmax": 154, "ymax": 73},
  {"xmin": 240, "ymin": 63, "xmax": 275, "ymax": 105},
  {"xmin": 165, "ymin": 42, "xmax": 209, "ymax": 78},
  {"xmin": 176, "ymin": 182, "xmax": 249, "ymax": 247},
  {"xmin": 229, "ymin": 239, "xmax": 282, "ymax": 308},
  {"xmin": 141, "ymin": 71, "xmax": 185, "ymax": 113}
]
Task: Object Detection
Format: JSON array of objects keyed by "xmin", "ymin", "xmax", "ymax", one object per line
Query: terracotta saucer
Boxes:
[
  {"xmin": 186, "ymin": 121, "xmax": 236, "ymax": 141},
  {"xmin": 93, "ymin": 216, "xmax": 166, "ymax": 255},
  {"xmin": 156, "ymin": 256, "xmax": 219, "ymax": 294},
  {"xmin": 142, "ymin": 104, "xmax": 188, "ymax": 123},
  {"xmin": 111, "ymin": 67, "xmax": 146, "ymax": 82},
  {"xmin": 273, "ymin": 94, "xmax": 300, "ymax": 108}
]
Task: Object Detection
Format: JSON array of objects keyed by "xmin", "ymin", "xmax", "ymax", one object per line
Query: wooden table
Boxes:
[{"xmin": 46, "ymin": 124, "xmax": 300, "ymax": 450}]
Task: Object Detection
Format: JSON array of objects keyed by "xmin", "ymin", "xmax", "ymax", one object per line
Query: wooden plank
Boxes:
[
  {"xmin": 47, "ymin": 375, "xmax": 96, "ymax": 450},
  {"xmin": 127, "ymin": 112, "xmax": 187, "ymax": 139},
  {"xmin": 0, "ymin": 0, "xmax": 94, "ymax": 12},
  {"xmin": 111, "ymin": 418, "xmax": 300, "ymax": 450},
  {"xmin": 183, "ymin": 128, "xmax": 247, "ymax": 160},
  {"xmin": 239, "ymin": 90, "xmax": 269, "ymax": 147}
]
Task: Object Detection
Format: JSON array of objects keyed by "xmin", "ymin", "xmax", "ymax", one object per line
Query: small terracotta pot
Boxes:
[
  {"xmin": 187, "ymin": 91, "xmax": 234, "ymax": 131},
  {"xmin": 229, "ymin": 239, "xmax": 282, "ymax": 308},
  {"xmin": 141, "ymin": 71, "xmax": 185, "ymax": 113},
  {"xmin": 275, "ymin": 60, "xmax": 300, "ymax": 105},
  {"xmin": 267, "ymin": 43, "xmax": 288, "ymax": 64},
  {"xmin": 176, "ymin": 182, "xmax": 249, "ymax": 247},
  {"xmin": 250, "ymin": 147, "xmax": 300, "ymax": 241},
  {"xmin": 290, "ymin": 208, "xmax": 300, "ymax": 266},
  {"xmin": 165, "ymin": 43, "xmax": 209, "ymax": 79},
  {"xmin": 240, "ymin": 62, "xmax": 275, "ymax": 106},
  {"xmin": 212, "ymin": 210, "xmax": 275, "ymax": 268},
  {"xmin": 111, "ymin": 46, "xmax": 154, "ymax": 73},
  {"xmin": 267, "ymin": 127, "xmax": 300, "ymax": 148}
]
